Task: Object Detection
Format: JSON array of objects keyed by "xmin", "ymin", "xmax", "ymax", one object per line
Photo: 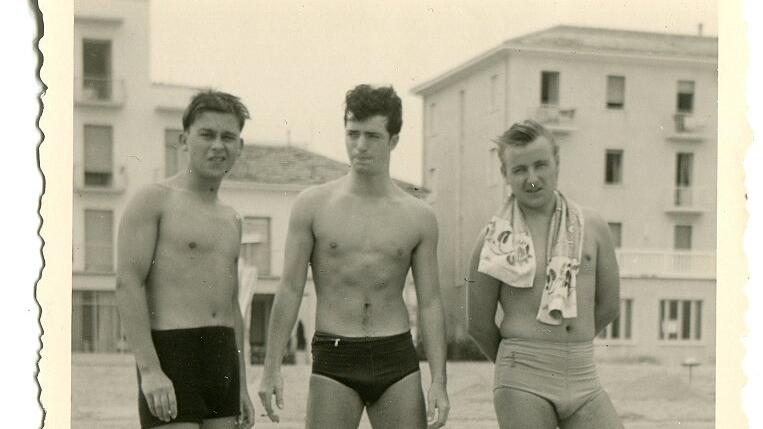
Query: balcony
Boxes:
[
  {"xmin": 666, "ymin": 113, "xmax": 707, "ymax": 142},
  {"xmin": 74, "ymin": 163, "xmax": 128, "ymax": 194},
  {"xmin": 532, "ymin": 105, "xmax": 577, "ymax": 134},
  {"xmin": 664, "ymin": 186, "xmax": 713, "ymax": 214},
  {"xmin": 74, "ymin": 76, "xmax": 126, "ymax": 107},
  {"xmin": 616, "ymin": 249, "xmax": 715, "ymax": 279}
]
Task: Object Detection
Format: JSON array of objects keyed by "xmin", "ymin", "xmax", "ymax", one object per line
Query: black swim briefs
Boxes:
[
  {"xmin": 311, "ymin": 330, "xmax": 421, "ymax": 405},
  {"xmin": 137, "ymin": 326, "xmax": 240, "ymax": 428}
]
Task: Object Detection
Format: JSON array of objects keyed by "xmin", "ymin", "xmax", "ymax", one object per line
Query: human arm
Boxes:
[
  {"xmin": 114, "ymin": 186, "xmax": 176, "ymax": 423},
  {"xmin": 257, "ymin": 190, "xmax": 315, "ymax": 422},
  {"xmin": 232, "ymin": 215, "xmax": 255, "ymax": 429},
  {"xmin": 465, "ymin": 228, "xmax": 502, "ymax": 362},
  {"xmin": 411, "ymin": 207, "xmax": 449, "ymax": 429},
  {"xmin": 589, "ymin": 211, "xmax": 621, "ymax": 335}
]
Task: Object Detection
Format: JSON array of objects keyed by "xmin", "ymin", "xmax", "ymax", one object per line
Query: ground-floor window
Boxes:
[
  {"xmin": 597, "ymin": 298, "xmax": 633, "ymax": 340},
  {"xmin": 72, "ymin": 290, "xmax": 127, "ymax": 353},
  {"xmin": 659, "ymin": 299, "xmax": 702, "ymax": 341}
]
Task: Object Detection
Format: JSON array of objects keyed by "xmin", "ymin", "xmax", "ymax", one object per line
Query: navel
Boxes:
[
  {"xmin": 329, "ymin": 241, "xmax": 338, "ymax": 249},
  {"xmin": 189, "ymin": 242, "xmax": 197, "ymax": 249}
]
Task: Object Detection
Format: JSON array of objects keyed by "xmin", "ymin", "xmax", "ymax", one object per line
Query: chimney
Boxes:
[{"xmin": 698, "ymin": 23, "xmax": 704, "ymax": 37}]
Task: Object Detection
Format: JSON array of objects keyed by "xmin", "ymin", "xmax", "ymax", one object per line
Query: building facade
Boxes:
[
  {"xmin": 71, "ymin": 0, "xmax": 425, "ymax": 363},
  {"xmin": 72, "ymin": 0, "xmax": 201, "ymax": 354},
  {"xmin": 413, "ymin": 26, "xmax": 717, "ymax": 364}
]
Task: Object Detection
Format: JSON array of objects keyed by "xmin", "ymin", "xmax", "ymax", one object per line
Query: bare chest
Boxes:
[
  {"xmin": 159, "ymin": 200, "xmax": 239, "ymax": 257},
  {"xmin": 313, "ymin": 201, "xmax": 419, "ymax": 260}
]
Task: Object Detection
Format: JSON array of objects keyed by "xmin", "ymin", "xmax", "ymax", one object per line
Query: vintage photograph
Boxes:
[{"xmin": 61, "ymin": 0, "xmax": 724, "ymax": 427}]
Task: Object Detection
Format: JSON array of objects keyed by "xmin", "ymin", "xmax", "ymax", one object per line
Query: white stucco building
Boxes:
[
  {"xmin": 72, "ymin": 0, "xmax": 201, "ymax": 354},
  {"xmin": 413, "ymin": 25, "xmax": 717, "ymax": 364}
]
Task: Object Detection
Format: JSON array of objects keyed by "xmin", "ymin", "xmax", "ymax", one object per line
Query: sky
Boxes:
[{"xmin": 149, "ymin": 0, "xmax": 718, "ymax": 185}]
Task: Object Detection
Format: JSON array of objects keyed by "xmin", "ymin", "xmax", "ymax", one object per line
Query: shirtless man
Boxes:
[
  {"xmin": 116, "ymin": 91, "xmax": 255, "ymax": 429},
  {"xmin": 257, "ymin": 84, "xmax": 449, "ymax": 429},
  {"xmin": 466, "ymin": 120, "xmax": 622, "ymax": 428}
]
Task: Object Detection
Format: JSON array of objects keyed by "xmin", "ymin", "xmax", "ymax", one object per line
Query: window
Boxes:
[
  {"xmin": 675, "ymin": 152, "xmax": 694, "ymax": 205},
  {"xmin": 677, "ymin": 80, "xmax": 695, "ymax": 113},
  {"xmin": 490, "ymin": 74, "xmax": 499, "ymax": 111},
  {"xmin": 597, "ymin": 299, "xmax": 633, "ymax": 340},
  {"xmin": 674, "ymin": 225, "xmax": 692, "ymax": 250},
  {"xmin": 240, "ymin": 217, "xmax": 271, "ymax": 276},
  {"xmin": 71, "ymin": 291, "xmax": 126, "ymax": 353},
  {"xmin": 85, "ymin": 210, "xmax": 114, "ymax": 272},
  {"xmin": 84, "ymin": 125, "xmax": 113, "ymax": 187},
  {"xmin": 165, "ymin": 129, "xmax": 183, "ymax": 177},
  {"xmin": 659, "ymin": 299, "xmax": 702, "ymax": 340},
  {"xmin": 541, "ymin": 71, "xmax": 560, "ymax": 105},
  {"xmin": 606, "ymin": 75, "xmax": 625, "ymax": 109},
  {"xmin": 83, "ymin": 39, "xmax": 112, "ymax": 100},
  {"xmin": 249, "ymin": 294, "xmax": 274, "ymax": 347},
  {"xmin": 608, "ymin": 222, "xmax": 622, "ymax": 248},
  {"xmin": 605, "ymin": 150, "xmax": 623, "ymax": 184}
]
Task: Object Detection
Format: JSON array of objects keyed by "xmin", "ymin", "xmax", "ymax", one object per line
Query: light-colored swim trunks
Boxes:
[{"xmin": 494, "ymin": 338, "xmax": 604, "ymax": 419}]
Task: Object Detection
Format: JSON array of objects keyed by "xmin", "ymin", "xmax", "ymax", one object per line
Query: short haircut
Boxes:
[
  {"xmin": 344, "ymin": 84, "xmax": 403, "ymax": 137},
  {"xmin": 493, "ymin": 120, "xmax": 558, "ymax": 164},
  {"xmin": 182, "ymin": 90, "xmax": 250, "ymax": 132}
]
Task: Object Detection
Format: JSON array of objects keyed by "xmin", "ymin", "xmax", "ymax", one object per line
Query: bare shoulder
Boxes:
[
  {"xmin": 291, "ymin": 180, "xmax": 338, "ymax": 218},
  {"xmin": 124, "ymin": 183, "xmax": 171, "ymax": 217},
  {"xmin": 396, "ymin": 189, "xmax": 438, "ymax": 235},
  {"xmin": 581, "ymin": 206, "xmax": 610, "ymax": 242}
]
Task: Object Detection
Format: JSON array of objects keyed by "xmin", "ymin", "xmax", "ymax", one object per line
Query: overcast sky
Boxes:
[{"xmin": 149, "ymin": 0, "xmax": 717, "ymax": 185}]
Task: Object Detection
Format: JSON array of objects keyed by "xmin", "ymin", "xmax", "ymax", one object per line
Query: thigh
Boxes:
[
  {"xmin": 366, "ymin": 372, "xmax": 426, "ymax": 429},
  {"xmin": 200, "ymin": 417, "xmax": 237, "ymax": 429},
  {"xmin": 493, "ymin": 387, "xmax": 557, "ymax": 429},
  {"xmin": 559, "ymin": 391, "xmax": 623, "ymax": 429},
  {"xmin": 306, "ymin": 374, "xmax": 365, "ymax": 429}
]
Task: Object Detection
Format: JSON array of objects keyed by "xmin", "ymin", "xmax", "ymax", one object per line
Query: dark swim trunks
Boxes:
[
  {"xmin": 137, "ymin": 326, "xmax": 240, "ymax": 428},
  {"xmin": 311, "ymin": 330, "xmax": 421, "ymax": 405}
]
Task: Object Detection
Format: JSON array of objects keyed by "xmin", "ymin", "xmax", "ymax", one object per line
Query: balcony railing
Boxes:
[
  {"xmin": 667, "ymin": 113, "xmax": 706, "ymax": 142},
  {"xmin": 74, "ymin": 76, "xmax": 126, "ymax": 106},
  {"xmin": 532, "ymin": 105, "xmax": 577, "ymax": 134},
  {"xmin": 616, "ymin": 249, "xmax": 715, "ymax": 279},
  {"xmin": 665, "ymin": 185, "xmax": 713, "ymax": 214},
  {"xmin": 74, "ymin": 163, "xmax": 128, "ymax": 194}
]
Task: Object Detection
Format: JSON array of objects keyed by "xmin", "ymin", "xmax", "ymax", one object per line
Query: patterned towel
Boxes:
[{"xmin": 477, "ymin": 191, "xmax": 584, "ymax": 325}]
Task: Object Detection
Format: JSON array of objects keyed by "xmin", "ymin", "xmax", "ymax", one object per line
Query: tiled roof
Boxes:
[
  {"xmin": 505, "ymin": 25, "xmax": 717, "ymax": 59},
  {"xmin": 228, "ymin": 144, "xmax": 427, "ymax": 198}
]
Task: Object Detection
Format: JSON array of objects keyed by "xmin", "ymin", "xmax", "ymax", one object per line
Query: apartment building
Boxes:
[
  {"xmin": 413, "ymin": 25, "xmax": 717, "ymax": 364},
  {"xmin": 72, "ymin": 0, "xmax": 201, "ymax": 354}
]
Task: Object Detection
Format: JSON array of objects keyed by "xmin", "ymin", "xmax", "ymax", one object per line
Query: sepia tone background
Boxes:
[{"xmin": 28, "ymin": 0, "xmax": 756, "ymax": 428}]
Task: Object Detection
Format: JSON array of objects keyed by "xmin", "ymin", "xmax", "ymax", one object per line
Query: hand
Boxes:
[
  {"xmin": 236, "ymin": 389, "xmax": 255, "ymax": 429},
  {"xmin": 426, "ymin": 381, "xmax": 450, "ymax": 429},
  {"xmin": 140, "ymin": 369, "xmax": 177, "ymax": 423},
  {"xmin": 257, "ymin": 369, "xmax": 284, "ymax": 422}
]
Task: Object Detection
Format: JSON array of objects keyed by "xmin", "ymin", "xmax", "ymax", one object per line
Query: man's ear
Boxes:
[
  {"xmin": 179, "ymin": 131, "xmax": 188, "ymax": 151},
  {"xmin": 389, "ymin": 134, "xmax": 400, "ymax": 150}
]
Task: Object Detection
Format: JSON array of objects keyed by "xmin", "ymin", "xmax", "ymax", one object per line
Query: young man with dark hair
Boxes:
[
  {"xmin": 116, "ymin": 90, "xmax": 255, "ymax": 429},
  {"xmin": 258, "ymin": 84, "xmax": 449, "ymax": 429},
  {"xmin": 466, "ymin": 120, "xmax": 622, "ymax": 428}
]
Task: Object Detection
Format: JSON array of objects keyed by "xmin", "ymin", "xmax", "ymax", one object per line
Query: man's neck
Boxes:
[
  {"xmin": 518, "ymin": 198, "xmax": 557, "ymax": 221},
  {"xmin": 177, "ymin": 171, "xmax": 222, "ymax": 202},
  {"xmin": 347, "ymin": 169, "xmax": 394, "ymax": 197}
]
